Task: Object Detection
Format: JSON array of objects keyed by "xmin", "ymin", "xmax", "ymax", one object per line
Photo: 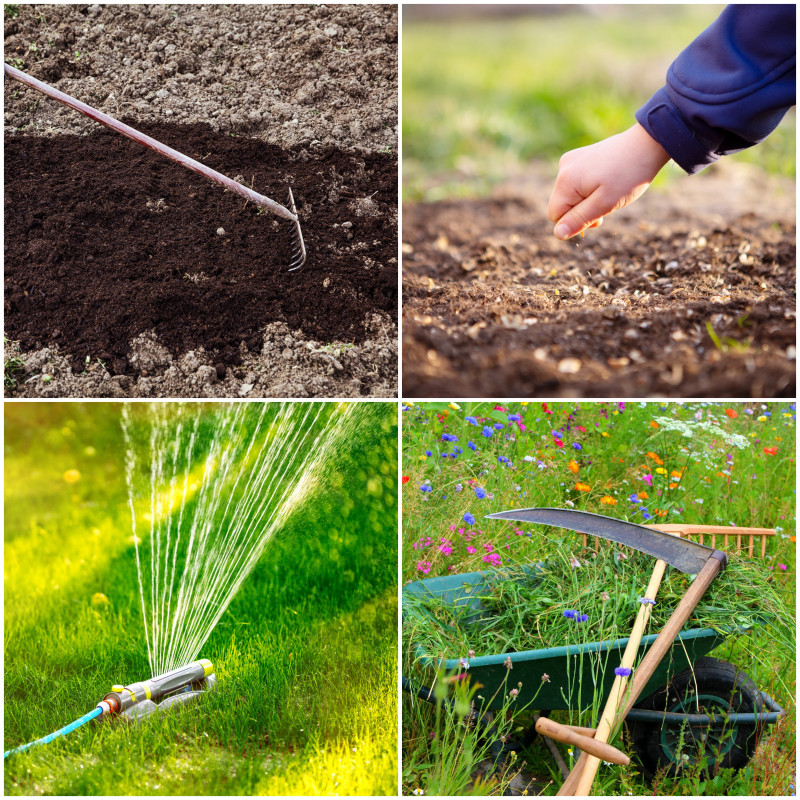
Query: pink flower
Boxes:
[
  {"xmin": 482, "ymin": 552, "xmax": 502, "ymax": 567},
  {"xmin": 779, "ymin": 564, "xmax": 788, "ymax": 571},
  {"xmin": 439, "ymin": 542, "xmax": 453, "ymax": 556},
  {"xmin": 643, "ymin": 474, "xmax": 653, "ymax": 486},
  {"xmin": 467, "ymin": 546, "xmax": 477, "ymax": 554},
  {"xmin": 483, "ymin": 542, "xmax": 494, "ymax": 552},
  {"xmin": 416, "ymin": 561, "xmax": 431, "ymax": 574}
]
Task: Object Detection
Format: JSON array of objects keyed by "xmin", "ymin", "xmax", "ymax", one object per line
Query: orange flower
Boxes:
[
  {"xmin": 669, "ymin": 482, "xmax": 678, "ymax": 489},
  {"xmin": 791, "ymin": 536, "xmax": 796, "ymax": 544},
  {"xmin": 670, "ymin": 470, "xmax": 682, "ymax": 478},
  {"xmin": 650, "ymin": 420, "xmax": 659, "ymax": 429},
  {"xmin": 763, "ymin": 447, "xmax": 778, "ymax": 456},
  {"xmin": 574, "ymin": 482, "xmax": 591, "ymax": 492},
  {"xmin": 568, "ymin": 460, "xmax": 580, "ymax": 474},
  {"xmin": 638, "ymin": 491, "xmax": 649, "ymax": 500},
  {"xmin": 646, "ymin": 452, "xmax": 664, "ymax": 466},
  {"xmin": 725, "ymin": 408, "xmax": 738, "ymax": 418},
  {"xmin": 600, "ymin": 496, "xmax": 617, "ymax": 506}
]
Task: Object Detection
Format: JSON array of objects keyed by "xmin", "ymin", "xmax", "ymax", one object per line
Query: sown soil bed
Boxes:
[
  {"xmin": 403, "ymin": 163, "xmax": 795, "ymax": 398},
  {"xmin": 4, "ymin": 3, "xmax": 397, "ymax": 398}
]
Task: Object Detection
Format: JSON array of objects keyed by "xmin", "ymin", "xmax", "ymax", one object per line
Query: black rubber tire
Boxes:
[{"xmin": 629, "ymin": 657, "xmax": 763, "ymax": 778}]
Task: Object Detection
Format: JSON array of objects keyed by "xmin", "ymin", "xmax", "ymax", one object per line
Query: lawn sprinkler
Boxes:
[{"xmin": 4, "ymin": 659, "xmax": 216, "ymax": 759}]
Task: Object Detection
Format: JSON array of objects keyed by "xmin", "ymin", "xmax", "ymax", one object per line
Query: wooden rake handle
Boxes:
[
  {"xmin": 556, "ymin": 557, "xmax": 667, "ymax": 796},
  {"xmin": 558, "ymin": 550, "xmax": 728, "ymax": 796},
  {"xmin": 3, "ymin": 62, "xmax": 297, "ymax": 222}
]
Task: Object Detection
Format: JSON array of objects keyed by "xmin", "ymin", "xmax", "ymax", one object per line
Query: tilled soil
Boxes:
[
  {"xmin": 4, "ymin": 3, "xmax": 397, "ymax": 398},
  {"xmin": 403, "ymin": 163, "xmax": 795, "ymax": 398}
]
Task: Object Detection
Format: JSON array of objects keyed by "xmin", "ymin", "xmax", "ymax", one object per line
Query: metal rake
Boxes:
[{"xmin": 4, "ymin": 62, "xmax": 306, "ymax": 271}]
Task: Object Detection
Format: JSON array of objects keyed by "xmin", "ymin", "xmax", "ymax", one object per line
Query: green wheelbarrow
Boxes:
[{"xmin": 402, "ymin": 565, "xmax": 785, "ymax": 779}]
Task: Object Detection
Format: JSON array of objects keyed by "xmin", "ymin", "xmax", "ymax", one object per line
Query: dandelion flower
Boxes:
[{"xmin": 63, "ymin": 469, "xmax": 81, "ymax": 483}]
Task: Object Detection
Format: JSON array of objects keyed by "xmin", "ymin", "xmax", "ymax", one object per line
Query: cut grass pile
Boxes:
[
  {"xmin": 4, "ymin": 402, "xmax": 398, "ymax": 796},
  {"xmin": 404, "ymin": 545, "xmax": 791, "ymax": 661}
]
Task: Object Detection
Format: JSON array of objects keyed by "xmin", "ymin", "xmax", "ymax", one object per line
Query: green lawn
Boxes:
[
  {"xmin": 403, "ymin": 5, "xmax": 796, "ymax": 201},
  {"xmin": 4, "ymin": 402, "xmax": 398, "ymax": 795},
  {"xmin": 402, "ymin": 401, "xmax": 796, "ymax": 796}
]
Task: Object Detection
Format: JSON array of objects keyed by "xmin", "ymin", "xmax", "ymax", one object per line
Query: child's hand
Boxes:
[{"xmin": 548, "ymin": 123, "xmax": 670, "ymax": 240}]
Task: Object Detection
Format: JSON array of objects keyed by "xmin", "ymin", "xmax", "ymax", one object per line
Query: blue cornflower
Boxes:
[
  {"xmin": 440, "ymin": 452, "xmax": 448, "ymax": 458},
  {"xmin": 494, "ymin": 422, "xmax": 504, "ymax": 430},
  {"xmin": 572, "ymin": 443, "xmax": 582, "ymax": 451},
  {"xmin": 475, "ymin": 487, "xmax": 487, "ymax": 499},
  {"xmin": 562, "ymin": 610, "xmax": 577, "ymax": 619},
  {"xmin": 420, "ymin": 485, "xmax": 433, "ymax": 493},
  {"xmin": 507, "ymin": 413, "xmax": 522, "ymax": 423},
  {"xmin": 468, "ymin": 441, "xmax": 477, "ymax": 451},
  {"xmin": 498, "ymin": 456, "xmax": 508, "ymax": 463},
  {"xmin": 463, "ymin": 512, "xmax": 475, "ymax": 525},
  {"xmin": 641, "ymin": 509, "xmax": 653, "ymax": 520},
  {"xmin": 638, "ymin": 597, "xmax": 656, "ymax": 605},
  {"xmin": 459, "ymin": 657, "xmax": 470, "ymax": 669},
  {"xmin": 629, "ymin": 494, "xmax": 641, "ymax": 503},
  {"xmin": 552, "ymin": 430, "xmax": 563, "ymax": 440},
  {"xmin": 614, "ymin": 667, "xmax": 632, "ymax": 677},
  {"xmin": 441, "ymin": 433, "xmax": 458, "ymax": 443},
  {"xmin": 482, "ymin": 427, "xmax": 493, "ymax": 438},
  {"xmin": 465, "ymin": 416, "xmax": 478, "ymax": 426},
  {"xmin": 425, "ymin": 450, "xmax": 432, "ymax": 457},
  {"xmin": 454, "ymin": 446, "xmax": 463, "ymax": 455},
  {"xmin": 577, "ymin": 614, "xmax": 588, "ymax": 622}
]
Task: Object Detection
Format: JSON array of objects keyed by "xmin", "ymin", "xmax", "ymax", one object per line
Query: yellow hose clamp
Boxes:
[{"xmin": 199, "ymin": 658, "xmax": 214, "ymax": 677}]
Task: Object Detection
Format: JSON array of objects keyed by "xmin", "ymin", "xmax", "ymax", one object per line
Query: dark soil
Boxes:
[
  {"xmin": 5, "ymin": 121, "xmax": 396, "ymax": 373},
  {"xmin": 403, "ymin": 164, "xmax": 795, "ymax": 398}
]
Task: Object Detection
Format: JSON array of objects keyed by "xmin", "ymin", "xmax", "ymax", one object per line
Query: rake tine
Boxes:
[{"xmin": 285, "ymin": 188, "xmax": 306, "ymax": 272}]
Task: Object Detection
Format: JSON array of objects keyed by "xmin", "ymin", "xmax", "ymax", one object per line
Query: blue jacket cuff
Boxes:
[{"xmin": 635, "ymin": 89, "xmax": 720, "ymax": 175}]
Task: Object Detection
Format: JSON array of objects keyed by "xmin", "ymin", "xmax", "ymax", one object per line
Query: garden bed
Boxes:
[
  {"xmin": 403, "ymin": 163, "xmax": 795, "ymax": 398},
  {"xmin": 4, "ymin": 3, "xmax": 398, "ymax": 398}
]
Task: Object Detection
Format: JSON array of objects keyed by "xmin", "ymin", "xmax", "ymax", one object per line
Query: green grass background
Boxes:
[
  {"xmin": 403, "ymin": 5, "xmax": 796, "ymax": 201},
  {"xmin": 4, "ymin": 402, "xmax": 398, "ymax": 795}
]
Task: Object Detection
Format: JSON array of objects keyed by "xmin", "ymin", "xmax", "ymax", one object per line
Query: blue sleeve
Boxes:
[{"xmin": 635, "ymin": 4, "xmax": 796, "ymax": 174}]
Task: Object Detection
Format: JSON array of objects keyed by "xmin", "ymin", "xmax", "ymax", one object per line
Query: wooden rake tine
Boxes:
[{"xmin": 4, "ymin": 61, "xmax": 306, "ymax": 272}]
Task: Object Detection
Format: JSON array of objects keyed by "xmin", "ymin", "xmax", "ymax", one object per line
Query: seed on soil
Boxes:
[
  {"xmin": 557, "ymin": 357, "xmax": 581, "ymax": 374},
  {"xmin": 216, "ymin": 227, "xmax": 225, "ymax": 236}
]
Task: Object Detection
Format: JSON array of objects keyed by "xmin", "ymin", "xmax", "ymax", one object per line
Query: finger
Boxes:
[
  {"xmin": 547, "ymin": 176, "xmax": 589, "ymax": 225},
  {"xmin": 553, "ymin": 190, "xmax": 612, "ymax": 240}
]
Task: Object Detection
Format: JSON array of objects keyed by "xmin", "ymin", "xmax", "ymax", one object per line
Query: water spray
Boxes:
[{"xmin": 4, "ymin": 659, "xmax": 216, "ymax": 759}]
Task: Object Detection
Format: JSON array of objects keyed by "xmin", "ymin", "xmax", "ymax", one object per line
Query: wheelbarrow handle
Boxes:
[{"xmin": 535, "ymin": 717, "xmax": 630, "ymax": 766}]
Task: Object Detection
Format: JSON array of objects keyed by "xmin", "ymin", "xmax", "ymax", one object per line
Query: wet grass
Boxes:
[{"xmin": 4, "ymin": 401, "xmax": 398, "ymax": 796}]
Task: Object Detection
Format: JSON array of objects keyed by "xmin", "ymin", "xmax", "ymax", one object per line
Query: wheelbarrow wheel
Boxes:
[{"xmin": 629, "ymin": 657, "xmax": 763, "ymax": 778}]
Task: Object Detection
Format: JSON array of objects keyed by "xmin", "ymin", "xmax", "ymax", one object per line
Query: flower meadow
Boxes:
[
  {"xmin": 401, "ymin": 401, "xmax": 796, "ymax": 797},
  {"xmin": 402, "ymin": 401, "xmax": 795, "ymax": 581}
]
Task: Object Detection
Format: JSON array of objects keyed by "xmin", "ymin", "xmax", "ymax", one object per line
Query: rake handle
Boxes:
[
  {"xmin": 561, "ymin": 558, "xmax": 667, "ymax": 796},
  {"xmin": 557, "ymin": 550, "xmax": 727, "ymax": 796},
  {"xmin": 4, "ymin": 62, "xmax": 296, "ymax": 222}
]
